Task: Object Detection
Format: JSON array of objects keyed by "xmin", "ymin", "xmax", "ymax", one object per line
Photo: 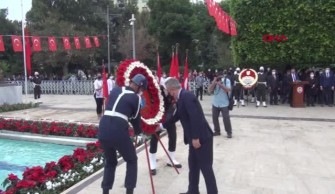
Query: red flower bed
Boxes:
[
  {"xmin": 0, "ymin": 118, "xmax": 98, "ymax": 138},
  {"xmin": 1, "ymin": 141, "xmax": 104, "ymax": 194}
]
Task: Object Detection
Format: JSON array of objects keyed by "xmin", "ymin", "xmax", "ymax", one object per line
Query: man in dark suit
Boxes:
[
  {"xmin": 287, "ymin": 68, "xmax": 300, "ymax": 105},
  {"xmin": 267, "ymin": 69, "xmax": 280, "ymax": 105},
  {"xmin": 157, "ymin": 78, "xmax": 218, "ymax": 194},
  {"xmin": 320, "ymin": 67, "xmax": 334, "ymax": 106}
]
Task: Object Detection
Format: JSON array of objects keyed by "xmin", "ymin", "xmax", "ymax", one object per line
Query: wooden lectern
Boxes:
[{"xmin": 291, "ymin": 81, "xmax": 308, "ymax": 107}]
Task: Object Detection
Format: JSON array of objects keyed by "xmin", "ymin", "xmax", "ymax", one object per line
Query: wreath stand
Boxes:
[{"xmin": 137, "ymin": 132, "xmax": 180, "ymax": 194}]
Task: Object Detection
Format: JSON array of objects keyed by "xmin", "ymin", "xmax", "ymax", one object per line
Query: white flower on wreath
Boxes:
[{"xmin": 123, "ymin": 61, "xmax": 165, "ymax": 125}]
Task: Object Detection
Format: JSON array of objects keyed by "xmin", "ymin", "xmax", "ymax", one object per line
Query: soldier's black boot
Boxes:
[{"xmin": 126, "ymin": 188, "xmax": 134, "ymax": 194}]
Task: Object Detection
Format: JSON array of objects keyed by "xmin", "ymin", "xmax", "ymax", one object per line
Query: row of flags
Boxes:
[
  {"xmin": 0, "ymin": 34, "xmax": 103, "ymax": 52},
  {"xmin": 205, "ymin": 0, "xmax": 237, "ymax": 36},
  {"xmin": 156, "ymin": 47, "xmax": 189, "ymax": 90}
]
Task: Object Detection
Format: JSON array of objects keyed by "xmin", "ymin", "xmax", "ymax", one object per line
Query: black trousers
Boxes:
[
  {"xmin": 233, "ymin": 84, "xmax": 243, "ymax": 101},
  {"xmin": 322, "ymin": 86, "xmax": 334, "ymax": 105},
  {"xmin": 34, "ymin": 86, "xmax": 41, "ymax": 99},
  {"xmin": 256, "ymin": 84, "xmax": 267, "ymax": 101},
  {"xmin": 188, "ymin": 137, "xmax": 218, "ymax": 194},
  {"xmin": 150, "ymin": 123, "xmax": 177, "ymax": 153},
  {"xmin": 306, "ymin": 88, "xmax": 316, "ymax": 105},
  {"xmin": 212, "ymin": 105, "xmax": 232, "ymax": 135},
  {"xmin": 270, "ymin": 88, "xmax": 278, "ymax": 104},
  {"xmin": 94, "ymin": 94, "xmax": 104, "ymax": 115},
  {"xmin": 196, "ymin": 87, "xmax": 203, "ymax": 100},
  {"xmin": 99, "ymin": 128, "xmax": 138, "ymax": 190}
]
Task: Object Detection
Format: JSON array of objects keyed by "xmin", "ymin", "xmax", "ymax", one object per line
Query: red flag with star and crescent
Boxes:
[
  {"xmin": 74, "ymin": 37, "xmax": 81, "ymax": 49},
  {"xmin": 0, "ymin": 35, "xmax": 5, "ymax": 51},
  {"xmin": 62, "ymin": 37, "xmax": 71, "ymax": 50},
  {"xmin": 11, "ymin": 35, "xmax": 23, "ymax": 52},
  {"xmin": 93, "ymin": 36, "xmax": 100, "ymax": 47},
  {"xmin": 84, "ymin": 36, "xmax": 92, "ymax": 48},
  {"xmin": 48, "ymin": 37, "xmax": 57, "ymax": 51},
  {"xmin": 31, "ymin": 36, "xmax": 42, "ymax": 51}
]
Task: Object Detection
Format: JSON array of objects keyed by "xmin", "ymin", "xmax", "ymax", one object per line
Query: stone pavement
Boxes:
[{"xmin": 2, "ymin": 94, "xmax": 335, "ymax": 194}]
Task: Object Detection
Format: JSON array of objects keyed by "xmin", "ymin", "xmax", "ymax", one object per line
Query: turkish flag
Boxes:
[
  {"xmin": 74, "ymin": 37, "xmax": 81, "ymax": 49},
  {"xmin": 102, "ymin": 65, "xmax": 109, "ymax": 104},
  {"xmin": 31, "ymin": 36, "xmax": 42, "ymax": 51},
  {"xmin": 48, "ymin": 37, "xmax": 57, "ymax": 51},
  {"xmin": 169, "ymin": 51, "xmax": 175, "ymax": 78},
  {"xmin": 0, "ymin": 35, "xmax": 5, "ymax": 51},
  {"xmin": 156, "ymin": 52, "xmax": 162, "ymax": 83},
  {"xmin": 230, "ymin": 19, "xmax": 237, "ymax": 36},
  {"xmin": 25, "ymin": 28, "xmax": 32, "ymax": 76},
  {"xmin": 174, "ymin": 49, "xmax": 180, "ymax": 79},
  {"xmin": 93, "ymin": 36, "xmax": 100, "ymax": 47},
  {"xmin": 183, "ymin": 54, "xmax": 189, "ymax": 90},
  {"xmin": 62, "ymin": 37, "xmax": 71, "ymax": 50},
  {"xmin": 84, "ymin": 36, "xmax": 92, "ymax": 48},
  {"xmin": 11, "ymin": 35, "xmax": 23, "ymax": 52}
]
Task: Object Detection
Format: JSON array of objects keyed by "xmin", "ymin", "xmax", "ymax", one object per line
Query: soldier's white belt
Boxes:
[
  {"xmin": 104, "ymin": 110, "xmax": 128, "ymax": 121},
  {"xmin": 258, "ymin": 82, "xmax": 267, "ymax": 84}
]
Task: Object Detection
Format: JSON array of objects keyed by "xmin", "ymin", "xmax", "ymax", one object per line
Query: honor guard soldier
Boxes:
[
  {"xmin": 256, "ymin": 66, "xmax": 268, "ymax": 107},
  {"xmin": 30, "ymin": 71, "xmax": 42, "ymax": 103},
  {"xmin": 233, "ymin": 67, "xmax": 245, "ymax": 106},
  {"xmin": 98, "ymin": 74, "xmax": 148, "ymax": 194}
]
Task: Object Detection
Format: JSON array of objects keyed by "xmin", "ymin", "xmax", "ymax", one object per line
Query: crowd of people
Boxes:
[{"xmin": 189, "ymin": 66, "xmax": 335, "ymax": 107}]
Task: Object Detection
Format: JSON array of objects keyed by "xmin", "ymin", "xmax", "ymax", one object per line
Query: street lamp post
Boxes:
[
  {"xmin": 129, "ymin": 14, "xmax": 136, "ymax": 59},
  {"xmin": 21, "ymin": 0, "xmax": 28, "ymax": 97}
]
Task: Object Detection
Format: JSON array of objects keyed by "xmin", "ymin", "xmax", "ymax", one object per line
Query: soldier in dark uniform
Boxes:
[
  {"xmin": 30, "ymin": 71, "xmax": 42, "ymax": 102},
  {"xmin": 233, "ymin": 67, "xmax": 245, "ymax": 106},
  {"xmin": 267, "ymin": 69, "xmax": 279, "ymax": 105},
  {"xmin": 149, "ymin": 83, "xmax": 181, "ymax": 175},
  {"xmin": 98, "ymin": 74, "xmax": 148, "ymax": 194},
  {"xmin": 256, "ymin": 66, "xmax": 268, "ymax": 107},
  {"xmin": 306, "ymin": 71, "xmax": 318, "ymax": 106}
]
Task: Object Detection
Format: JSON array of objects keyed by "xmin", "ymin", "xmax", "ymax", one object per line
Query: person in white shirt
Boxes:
[
  {"xmin": 107, "ymin": 75, "xmax": 115, "ymax": 94},
  {"xmin": 94, "ymin": 74, "xmax": 104, "ymax": 118}
]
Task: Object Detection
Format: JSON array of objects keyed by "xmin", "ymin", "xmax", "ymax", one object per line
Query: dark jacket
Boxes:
[
  {"xmin": 320, "ymin": 72, "xmax": 334, "ymax": 87},
  {"xmin": 163, "ymin": 89, "xmax": 213, "ymax": 145},
  {"xmin": 267, "ymin": 74, "xmax": 279, "ymax": 91},
  {"xmin": 98, "ymin": 86, "xmax": 142, "ymax": 140}
]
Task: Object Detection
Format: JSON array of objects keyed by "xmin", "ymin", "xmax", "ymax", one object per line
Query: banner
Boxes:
[
  {"xmin": 11, "ymin": 35, "xmax": 23, "ymax": 52},
  {"xmin": 84, "ymin": 36, "xmax": 92, "ymax": 48},
  {"xmin": 62, "ymin": 37, "xmax": 71, "ymax": 50},
  {"xmin": 74, "ymin": 37, "xmax": 81, "ymax": 49},
  {"xmin": 31, "ymin": 36, "xmax": 42, "ymax": 51},
  {"xmin": 48, "ymin": 37, "xmax": 57, "ymax": 51},
  {"xmin": 0, "ymin": 35, "xmax": 4, "ymax": 51}
]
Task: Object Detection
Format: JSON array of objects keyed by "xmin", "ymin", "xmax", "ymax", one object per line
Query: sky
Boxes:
[
  {"xmin": 0, "ymin": 0, "xmax": 32, "ymax": 21},
  {"xmin": 0, "ymin": 0, "xmax": 221, "ymax": 21}
]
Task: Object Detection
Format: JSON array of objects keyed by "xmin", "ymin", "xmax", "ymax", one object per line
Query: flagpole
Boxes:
[{"xmin": 21, "ymin": 0, "xmax": 28, "ymax": 97}]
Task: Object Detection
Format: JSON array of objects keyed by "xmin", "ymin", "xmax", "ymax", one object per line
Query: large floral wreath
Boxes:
[{"xmin": 116, "ymin": 60, "xmax": 165, "ymax": 134}]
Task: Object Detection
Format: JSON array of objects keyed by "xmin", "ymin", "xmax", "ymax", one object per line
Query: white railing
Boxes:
[{"xmin": 10, "ymin": 80, "xmax": 210, "ymax": 95}]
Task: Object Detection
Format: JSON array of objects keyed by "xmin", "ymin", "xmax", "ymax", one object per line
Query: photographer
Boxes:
[{"xmin": 208, "ymin": 71, "xmax": 233, "ymax": 138}]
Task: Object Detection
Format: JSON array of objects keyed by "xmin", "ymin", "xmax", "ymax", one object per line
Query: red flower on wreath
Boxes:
[{"xmin": 116, "ymin": 60, "xmax": 165, "ymax": 134}]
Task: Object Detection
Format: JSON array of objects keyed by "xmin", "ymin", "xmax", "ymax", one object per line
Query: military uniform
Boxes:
[
  {"xmin": 233, "ymin": 73, "xmax": 245, "ymax": 106},
  {"xmin": 256, "ymin": 71, "xmax": 268, "ymax": 107},
  {"xmin": 31, "ymin": 74, "xmax": 42, "ymax": 100},
  {"xmin": 98, "ymin": 86, "xmax": 142, "ymax": 193}
]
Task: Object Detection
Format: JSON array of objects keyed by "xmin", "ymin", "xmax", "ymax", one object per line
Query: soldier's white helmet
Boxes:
[
  {"xmin": 259, "ymin": 66, "xmax": 264, "ymax": 71},
  {"xmin": 236, "ymin": 67, "xmax": 241, "ymax": 71},
  {"xmin": 34, "ymin": 72, "xmax": 39, "ymax": 76}
]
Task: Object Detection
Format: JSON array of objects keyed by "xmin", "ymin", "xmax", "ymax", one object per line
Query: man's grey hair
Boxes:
[{"xmin": 164, "ymin": 78, "xmax": 181, "ymax": 89}]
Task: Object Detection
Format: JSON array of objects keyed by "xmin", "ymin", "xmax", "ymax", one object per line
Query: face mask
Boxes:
[
  {"xmin": 325, "ymin": 69, "xmax": 330, "ymax": 73},
  {"xmin": 272, "ymin": 72, "xmax": 276, "ymax": 75},
  {"xmin": 310, "ymin": 74, "xmax": 314, "ymax": 78}
]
